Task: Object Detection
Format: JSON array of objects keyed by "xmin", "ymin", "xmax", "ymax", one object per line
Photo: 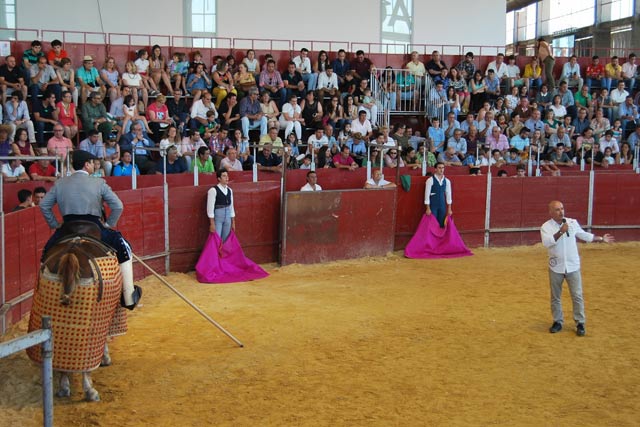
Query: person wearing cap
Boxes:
[
  {"xmin": 77, "ymin": 55, "xmax": 106, "ymax": 103},
  {"xmin": 40, "ymin": 150, "xmax": 141, "ymax": 310}
]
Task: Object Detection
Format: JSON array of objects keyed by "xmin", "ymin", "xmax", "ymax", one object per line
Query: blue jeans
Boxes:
[
  {"xmin": 214, "ymin": 207, "xmax": 232, "ymax": 242},
  {"xmin": 241, "ymin": 116, "xmax": 268, "ymax": 138}
]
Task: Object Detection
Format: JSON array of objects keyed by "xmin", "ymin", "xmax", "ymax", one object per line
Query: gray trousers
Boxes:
[{"xmin": 549, "ymin": 269, "xmax": 585, "ymax": 325}]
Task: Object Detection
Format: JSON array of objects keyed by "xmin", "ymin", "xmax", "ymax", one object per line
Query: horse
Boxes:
[{"xmin": 27, "ymin": 221, "xmax": 126, "ymax": 402}]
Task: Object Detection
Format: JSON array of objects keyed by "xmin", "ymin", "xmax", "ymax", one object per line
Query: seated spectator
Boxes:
[
  {"xmin": 365, "ymin": 169, "xmax": 396, "ymax": 189},
  {"xmin": 602, "ymin": 146, "xmax": 616, "ymax": 167},
  {"xmin": 428, "ymin": 117, "xmax": 446, "ymax": 152},
  {"xmin": 11, "ymin": 128, "xmax": 35, "ymax": 157},
  {"xmin": 46, "ymin": 124, "xmax": 73, "ymax": 165},
  {"xmin": 22, "ymin": 40, "xmax": 44, "ymax": 73},
  {"xmin": 560, "ymin": 55, "xmax": 584, "ymax": 92},
  {"xmin": 384, "ymin": 148, "xmax": 405, "ymax": 168},
  {"xmin": 628, "ymin": 124, "xmax": 640, "ymax": 151},
  {"xmin": 437, "ymin": 146, "xmax": 462, "ymax": 166},
  {"xmin": 586, "ymin": 56, "xmax": 604, "ymax": 90},
  {"xmin": 147, "ymin": 94, "xmax": 173, "ymax": 142},
  {"xmin": 574, "ymin": 86, "xmax": 593, "ymax": 116},
  {"xmin": 12, "ymin": 189, "xmax": 33, "ymax": 211},
  {"xmin": 584, "ymin": 142, "xmax": 606, "ymax": 167},
  {"xmin": 46, "ymin": 39, "xmax": 67, "ymax": 69},
  {"xmin": 523, "ymin": 57, "xmax": 542, "ymax": 90},
  {"xmin": 599, "ymin": 130, "xmax": 619, "ymax": 155},
  {"xmin": 505, "ymin": 148, "xmax": 522, "ymax": 165},
  {"xmin": 81, "ymin": 91, "xmax": 114, "ymax": 142},
  {"xmin": 256, "ymin": 143, "xmax": 282, "ymax": 173},
  {"xmin": 217, "ymin": 93, "xmax": 241, "ymax": 132},
  {"xmin": 510, "ymin": 127, "xmax": 530, "ymax": 155},
  {"xmin": 56, "ymin": 58, "xmax": 78, "ymax": 105},
  {"xmin": 1, "ymin": 153, "xmax": 30, "ymax": 182},
  {"xmin": 333, "ymin": 145, "xmax": 358, "ymax": 170},
  {"xmin": 259, "ymin": 90, "xmax": 280, "ymax": 132},
  {"xmin": 212, "ymin": 60, "xmax": 237, "ymax": 109},
  {"xmin": 348, "ymin": 133, "xmax": 367, "ymax": 164},
  {"xmin": 4, "ymin": 92, "xmax": 35, "ymax": 143},
  {"xmin": 616, "ymin": 142, "xmax": 634, "ymax": 165},
  {"xmin": 33, "ymin": 91, "xmax": 57, "ymax": 145},
  {"xmin": 239, "ymin": 87, "xmax": 267, "ymax": 139},
  {"xmin": 190, "ymin": 146, "xmax": 215, "ymax": 174},
  {"xmin": 100, "ymin": 56, "xmax": 121, "ymax": 104},
  {"xmin": 293, "ymin": 48, "xmax": 316, "ymax": 91},
  {"xmin": 79, "ymin": 129, "xmax": 105, "ymax": 158},
  {"xmin": 622, "ymin": 53, "xmax": 637, "ymax": 93},
  {"xmin": 54, "ymin": 90, "xmax": 78, "ymax": 140},
  {"xmin": 122, "ymin": 60, "xmax": 149, "ymax": 107},
  {"xmin": 155, "ymin": 145, "xmax": 187, "ymax": 174},
  {"xmin": 460, "ymin": 113, "xmax": 478, "ymax": 136},
  {"xmin": 259, "ymin": 59, "xmax": 286, "ymax": 107},
  {"xmin": 514, "ymin": 164, "xmax": 526, "ymax": 177},
  {"xmin": 590, "ymin": 108, "xmax": 611, "ymax": 140},
  {"xmin": 29, "ymin": 51, "xmax": 62, "ymax": 102},
  {"xmin": 604, "ymin": 56, "xmax": 622, "ymax": 92},
  {"xmin": 447, "ymin": 129, "xmax": 470, "ymax": 164},
  {"xmin": 477, "ymin": 112, "xmax": 497, "ymax": 141},
  {"xmin": 220, "ymin": 147, "xmax": 243, "ymax": 172},
  {"xmin": 29, "ymin": 149, "xmax": 58, "ymax": 182},
  {"xmin": 350, "ymin": 50, "xmax": 374, "ymax": 82},
  {"xmin": 350, "ymin": 109, "xmax": 373, "ymax": 141},
  {"xmin": 512, "ymin": 96, "xmax": 533, "ymax": 121},
  {"xmin": 491, "ymin": 149, "xmax": 506, "ymax": 168},
  {"xmin": 548, "ymin": 126, "xmax": 571, "ymax": 150},
  {"xmin": 301, "ymin": 90, "xmax": 324, "ymax": 131},
  {"xmin": 0, "ymin": 55, "xmax": 27, "ymax": 105},
  {"xmin": 186, "ymin": 62, "xmax": 212, "ymax": 103},
  {"xmin": 167, "ymin": 52, "xmax": 189, "ymax": 94},
  {"xmin": 484, "ymin": 69, "xmax": 501, "ymax": 102},
  {"xmin": 121, "ymin": 123, "xmax": 155, "ymax": 174},
  {"xmin": 504, "ymin": 55, "xmax": 525, "ymax": 92},
  {"xmin": 279, "ymin": 94, "xmax": 304, "ymax": 141},
  {"xmin": 524, "ymin": 109, "xmax": 544, "ymax": 134},
  {"xmin": 282, "ymin": 61, "xmax": 306, "ymax": 101},
  {"xmin": 549, "ymin": 143, "xmax": 574, "ymax": 167},
  {"xmin": 486, "ymin": 126, "xmax": 509, "ymax": 154},
  {"xmin": 76, "ymin": 55, "xmax": 106, "ymax": 103},
  {"xmin": 456, "ymin": 51, "xmax": 476, "ymax": 81},
  {"xmin": 234, "ymin": 62, "xmax": 257, "ymax": 98},
  {"xmin": 307, "ymin": 127, "xmax": 328, "ymax": 152},
  {"xmin": 190, "ymin": 92, "xmax": 217, "ymax": 133},
  {"xmin": 317, "ymin": 65, "xmax": 339, "ymax": 101},
  {"xmin": 301, "ymin": 170, "xmax": 322, "ymax": 191},
  {"xmin": 112, "ymin": 150, "xmax": 140, "ymax": 176},
  {"xmin": 259, "ymin": 126, "xmax": 284, "ymax": 153},
  {"xmin": 134, "ymin": 49, "xmax": 160, "ymax": 96},
  {"xmin": 332, "ymin": 49, "xmax": 350, "ymax": 86},
  {"xmin": 618, "ymin": 96, "xmax": 639, "ymax": 137},
  {"xmin": 148, "ymin": 45, "xmax": 173, "ymax": 96}
]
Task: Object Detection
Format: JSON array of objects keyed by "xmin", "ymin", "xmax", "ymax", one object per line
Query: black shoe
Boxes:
[
  {"xmin": 549, "ymin": 322, "xmax": 563, "ymax": 333},
  {"xmin": 576, "ymin": 323, "xmax": 586, "ymax": 337}
]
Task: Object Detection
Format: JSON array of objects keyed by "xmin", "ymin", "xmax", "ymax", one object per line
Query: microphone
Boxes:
[{"xmin": 562, "ymin": 218, "xmax": 570, "ymax": 237}]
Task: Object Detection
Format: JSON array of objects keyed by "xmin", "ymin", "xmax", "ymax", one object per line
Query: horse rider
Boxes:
[{"xmin": 39, "ymin": 150, "xmax": 141, "ymax": 309}]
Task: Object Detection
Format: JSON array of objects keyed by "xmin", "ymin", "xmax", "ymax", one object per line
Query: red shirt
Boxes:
[
  {"xmin": 333, "ymin": 153, "xmax": 355, "ymax": 166},
  {"xmin": 586, "ymin": 64, "xmax": 604, "ymax": 78},
  {"xmin": 46, "ymin": 49, "xmax": 68, "ymax": 64},
  {"xmin": 29, "ymin": 162, "xmax": 57, "ymax": 177}
]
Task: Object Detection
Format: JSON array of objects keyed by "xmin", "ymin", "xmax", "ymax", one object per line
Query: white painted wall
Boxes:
[{"xmin": 16, "ymin": 0, "xmax": 504, "ymax": 51}]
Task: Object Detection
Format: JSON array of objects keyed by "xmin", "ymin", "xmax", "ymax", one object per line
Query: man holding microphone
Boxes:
[{"xmin": 541, "ymin": 201, "xmax": 614, "ymax": 336}]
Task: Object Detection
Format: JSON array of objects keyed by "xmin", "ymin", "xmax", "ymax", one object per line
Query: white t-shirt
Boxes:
[
  {"xmin": 134, "ymin": 58, "xmax": 150, "ymax": 74},
  {"xmin": 300, "ymin": 183, "xmax": 322, "ymax": 191},
  {"xmin": 1, "ymin": 163, "xmax": 25, "ymax": 177},
  {"xmin": 366, "ymin": 178, "xmax": 391, "ymax": 188},
  {"xmin": 292, "ymin": 55, "xmax": 312, "ymax": 74},
  {"xmin": 308, "ymin": 135, "xmax": 329, "ymax": 149},
  {"xmin": 123, "ymin": 72, "xmax": 142, "ymax": 87},
  {"xmin": 281, "ymin": 103, "xmax": 301, "ymax": 121}
]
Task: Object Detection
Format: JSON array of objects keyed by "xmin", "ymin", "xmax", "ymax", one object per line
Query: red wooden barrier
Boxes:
[{"xmin": 281, "ymin": 189, "xmax": 396, "ymax": 265}]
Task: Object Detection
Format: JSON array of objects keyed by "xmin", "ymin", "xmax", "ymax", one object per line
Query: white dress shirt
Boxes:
[
  {"xmin": 541, "ymin": 217, "xmax": 594, "ymax": 274},
  {"xmin": 206, "ymin": 184, "xmax": 235, "ymax": 218},
  {"xmin": 424, "ymin": 175, "xmax": 452, "ymax": 205}
]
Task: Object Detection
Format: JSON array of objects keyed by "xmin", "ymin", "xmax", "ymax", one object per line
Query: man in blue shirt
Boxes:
[
  {"xmin": 484, "ymin": 69, "xmax": 501, "ymax": 102},
  {"xmin": 510, "ymin": 127, "xmax": 530, "ymax": 155}
]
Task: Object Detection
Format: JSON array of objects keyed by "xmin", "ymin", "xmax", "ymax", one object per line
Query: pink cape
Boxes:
[
  {"xmin": 195, "ymin": 231, "xmax": 269, "ymax": 284},
  {"xmin": 404, "ymin": 214, "xmax": 473, "ymax": 259}
]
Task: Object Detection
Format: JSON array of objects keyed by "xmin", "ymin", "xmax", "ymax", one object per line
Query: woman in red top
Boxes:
[
  {"xmin": 56, "ymin": 91, "xmax": 78, "ymax": 140},
  {"xmin": 147, "ymin": 93, "xmax": 173, "ymax": 143}
]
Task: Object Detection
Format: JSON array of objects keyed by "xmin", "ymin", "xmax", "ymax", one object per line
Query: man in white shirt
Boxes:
[
  {"xmin": 190, "ymin": 93, "xmax": 218, "ymax": 131},
  {"xmin": 350, "ymin": 110, "xmax": 373, "ymax": 141},
  {"xmin": 621, "ymin": 53, "xmax": 637, "ymax": 93},
  {"xmin": 220, "ymin": 148, "xmax": 243, "ymax": 172},
  {"xmin": 424, "ymin": 162, "xmax": 452, "ymax": 227},
  {"xmin": 316, "ymin": 65, "xmax": 338, "ymax": 101},
  {"xmin": 609, "ymin": 80, "xmax": 629, "ymax": 119},
  {"xmin": 485, "ymin": 53, "xmax": 508, "ymax": 81},
  {"xmin": 364, "ymin": 168, "xmax": 396, "ymax": 189},
  {"xmin": 541, "ymin": 200, "xmax": 614, "ymax": 336},
  {"xmin": 560, "ymin": 55, "xmax": 584, "ymax": 92},
  {"xmin": 292, "ymin": 48, "xmax": 316, "ymax": 91},
  {"xmin": 300, "ymin": 170, "xmax": 322, "ymax": 191},
  {"xmin": 307, "ymin": 128, "xmax": 328, "ymax": 152}
]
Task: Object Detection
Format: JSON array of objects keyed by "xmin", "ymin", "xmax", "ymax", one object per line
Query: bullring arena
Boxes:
[{"xmin": 2, "ymin": 26, "xmax": 640, "ymax": 426}]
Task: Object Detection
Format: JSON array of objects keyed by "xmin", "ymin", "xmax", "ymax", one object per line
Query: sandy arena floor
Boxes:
[{"xmin": 1, "ymin": 242, "xmax": 639, "ymax": 426}]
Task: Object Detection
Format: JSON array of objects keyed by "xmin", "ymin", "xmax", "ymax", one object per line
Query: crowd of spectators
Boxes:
[{"xmin": 1, "ymin": 39, "xmax": 638, "ymax": 186}]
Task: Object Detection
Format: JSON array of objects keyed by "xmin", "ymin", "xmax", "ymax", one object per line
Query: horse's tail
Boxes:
[{"xmin": 59, "ymin": 252, "xmax": 80, "ymax": 306}]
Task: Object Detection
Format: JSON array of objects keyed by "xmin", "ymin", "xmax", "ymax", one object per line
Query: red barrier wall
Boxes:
[{"xmin": 281, "ymin": 189, "xmax": 396, "ymax": 265}]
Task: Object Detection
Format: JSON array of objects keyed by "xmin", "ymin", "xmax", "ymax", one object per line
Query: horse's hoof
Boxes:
[
  {"xmin": 100, "ymin": 355, "xmax": 112, "ymax": 367},
  {"xmin": 56, "ymin": 389, "xmax": 71, "ymax": 398},
  {"xmin": 84, "ymin": 389, "xmax": 100, "ymax": 402}
]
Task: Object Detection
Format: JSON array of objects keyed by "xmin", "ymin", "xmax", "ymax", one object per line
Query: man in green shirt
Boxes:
[{"xmin": 81, "ymin": 91, "xmax": 114, "ymax": 142}]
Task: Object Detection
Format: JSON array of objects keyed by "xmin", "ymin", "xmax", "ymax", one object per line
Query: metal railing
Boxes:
[
  {"xmin": 0, "ymin": 316, "xmax": 53, "ymax": 427},
  {"xmin": 371, "ymin": 68, "xmax": 444, "ymax": 124}
]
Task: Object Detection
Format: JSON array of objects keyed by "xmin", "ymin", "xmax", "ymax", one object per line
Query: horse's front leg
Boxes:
[
  {"xmin": 82, "ymin": 372, "xmax": 100, "ymax": 402},
  {"xmin": 101, "ymin": 342, "xmax": 112, "ymax": 367},
  {"xmin": 56, "ymin": 373, "xmax": 71, "ymax": 398}
]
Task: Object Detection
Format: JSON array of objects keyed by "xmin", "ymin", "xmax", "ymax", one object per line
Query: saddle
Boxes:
[{"xmin": 59, "ymin": 220, "xmax": 102, "ymax": 240}]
